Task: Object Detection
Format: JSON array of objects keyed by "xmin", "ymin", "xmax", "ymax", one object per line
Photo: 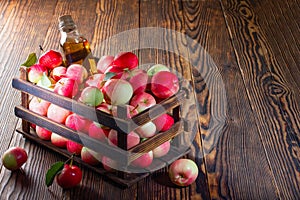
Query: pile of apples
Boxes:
[{"xmin": 27, "ymin": 49, "xmax": 181, "ymax": 170}]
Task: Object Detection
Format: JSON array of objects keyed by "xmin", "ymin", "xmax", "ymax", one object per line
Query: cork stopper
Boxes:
[{"xmin": 58, "ymin": 15, "xmax": 76, "ymax": 30}]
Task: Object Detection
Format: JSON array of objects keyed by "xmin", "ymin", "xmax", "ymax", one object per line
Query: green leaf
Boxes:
[
  {"xmin": 104, "ymin": 72, "xmax": 116, "ymax": 81},
  {"xmin": 45, "ymin": 161, "xmax": 64, "ymax": 187},
  {"xmin": 21, "ymin": 53, "xmax": 37, "ymax": 67}
]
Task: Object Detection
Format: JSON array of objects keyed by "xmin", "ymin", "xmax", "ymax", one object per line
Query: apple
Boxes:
[
  {"xmin": 84, "ymin": 73, "xmax": 105, "ymax": 89},
  {"xmin": 96, "ymin": 102, "xmax": 112, "ymax": 115},
  {"xmin": 29, "ymin": 97, "xmax": 50, "ymax": 116},
  {"xmin": 130, "ymin": 92, "xmax": 156, "ymax": 113},
  {"xmin": 153, "ymin": 113, "xmax": 174, "ymax": 132},
  {"xmin": 101, "ymin": 156, "xmax": 117, "ymax": 172},
  {"xmin": 135, "ymin": 121, "xmax": 156, "ymax": 138},
  {"xmin": 131, "ymin": 151, "xmax": 153, "ymax": 168},
  {"xmin": 66, "ymin": 64, "xmax": 88, "ymax": 84},
  {"xmin": 50, "ymin": 66, "xmax": 67, "ymax": 82},
  {"xmin": 56, "ymin": 164, "xmax": 82, "ymax": 189},
  {"xmin": 81, "ymin": 147, "xmax": 101, "ymax": 165},
  {"xmin": 127, "ymin": 69, "xmax": 149, "ymax": 94},
  {"xmin": 28, "ymin": 64, "xmax": 48, "ymax": 83},
  {"xmin": 111, "ymin": 52, "xmax": 138, "ymax": 70},
  {"xmin": 47, "ymin": 104, "xmax": 71, "ymax": 124},
  {"xmin": 35, "ymin": 126, "xmax": 52, "ymax": 140},
  {"xmin": 65, "ymin": 113, "xmax": 91, "ymax": 133},
  {"xmin": 151, "ymin": 71, "xmax": 179, "ymax": 99},
  {"xmin": 39, "ymin": 50, "xmax": 63, "ymax": 70},
  {"xmin": 88, "ymin": 122, "xmax": 109, "ymax": 141},
  {"xmin": 111, "ymin": 104, "xmax": 138, "ymax": 118},
  {"xmin": 107, "ymin": 129, "xmax": 140, "ymax": 150},
  {"xmin": 79, "ymin": 86, "xmax": 104, "ymax": 107},
  {"xmin": 66, "ymin": 140, "xmax": 83, "ymax": 155},
  {"xmin": 104, "ymin": 66, "xmax": 125, "ymax": 79},
  {"xmin": 102, "ymin": 79, "xmax": 133, "ymax": 105},
  {"xmin": 168, "ymin": 158, "xmax": 198, "ymax": 186},
  {"xmin": 53, "ymin": 77, "xmax": 79, "ymax": 98},
  {"xmin": 153, "ymin": 140, "xmax": 171, "ymax": 158},
  {"xmin": 2, "ymin": 147, "xmax": 28, "ymax": 171},
  {"xmin": 147, "ymin": 64, "xmax": 170, "ymax": 76},
  {"xmin": 97, "ymin": 55, "xmax": 114, "ymax": 73},
  {"xmin": 51, "ymin": 133, "xmax": 68, "ymax": 148}
]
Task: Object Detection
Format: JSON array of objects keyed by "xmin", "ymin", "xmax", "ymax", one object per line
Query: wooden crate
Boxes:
[{"xmin": 12, "ymin": 67, "xmax": 191, "ymax": 187}]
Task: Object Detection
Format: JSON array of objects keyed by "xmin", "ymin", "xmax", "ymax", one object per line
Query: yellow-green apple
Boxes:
[
  {"xmin": 135, "ymin": 121, "xmax": 156, "ymax": 138},
  {"xmin": 84, "ymin": 73, "xmax": 105, "ymax": 89},
  {"xmin": 151, "ymin": 71, "xmax": 179, "ymax": 99},
  {"xmin": 50, "ymin": 66, "xmax": 67, "ymax": 82},
  {"xmin": 81, "ymin": 147, "xmax": 101, "ymax": 166},
  {"xmin": 56, "ymin": 164, "xmax": 82, "ymax": 189},
  {"xmin": 153, "ymin": 140, "xmax": 171, "ymax": 158},
  {"xmin": 97, "ymin": 55, "xmax": 114, "ymax": 73},
  {"xmin": 130, "ymin": 92, "xmax": 156, "ymax": 113},
  {"xmin": 2, "ymin": 147, "xmax": 28, "ymax": 171},
  {"xmin": 127, "ymin": 69, "xmax": 149, "ymax": 94},
  {"xmin": 47, "ymin": 104, "xmax": 71, "ymax": 124},
  {"xmin": 88, "ymin": 122, "xmax": 109, "ymax": 141},
  {"xmin": 111, "ymin": 52, "xmax": 138, "ymax": 70},
  {"xmin": 147, "ymin": 64, "xmax": 170, "ymax": 76},
  {"xmin": 53, "ymin": 77, "xmax": 79, "ymax": 98},
  {"xmin": 79, "ymin": 86, "xmax": 104, "ymax": 107},
  {"xmin": 35, "ymin": 126, "xmax": 52, "ymax": 140},
  {"xmin": 153, "ymin": 113, "xmax": 174, "ymax": 132},
  {"xmin": 28, "ymin": 64, "xmax": 48, "ymax": 83},
  {"xmin": 29, "ymin": 97, "xmax": 50, "ymax": 116},
  {"xmin": 102, "ymin": 79, "xmax": 133, "ymax": 105},
  {"xmin": 51, "ymin": 133, "xmax": 68, "ymax": 148},
  {"xmin": 66, "ymin": 64, "xmax": 88, "ymax": 84},
  {"xmin": 66, "ymin": 140, "xmax": 83, "ymax": 155},
  {"xmin": 131, "ymin": 151, "xmax": 153, "ymax": 168},
  {"xmin": 168, "ymin": 158, "xmax": 198, "ymax": 186},
  {"xmin": 39, "ymin": 50, "xmax": 63, "ymax": 70},
  {"xmin": 108, "ymin": 129, "xmax": 140, "ymax": 150}
]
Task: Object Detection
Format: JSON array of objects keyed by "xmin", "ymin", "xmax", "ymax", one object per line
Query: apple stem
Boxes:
[{"xmin": 39, "ymin": 45, "xmax": 44, "ymax": 53}]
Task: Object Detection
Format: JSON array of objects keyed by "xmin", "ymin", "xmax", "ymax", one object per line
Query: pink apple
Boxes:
[
  {"xmin": 111, "ymin": 52, "xmax": 138, "ymax": 70},
  {"xmin": 50, "ymin": 66, "xmax": 67, "ymax": 82},
  {"xmin": 85, "ymin": 73, "xmax": 105, "ymax": 89},
  {"xmin": 101, "ymin": 156, "xmax": 117, "ymax": 172},
  {"xmin": 111, "ymin": 105, "xmax": 138, "ymax": 118},
  {"xmin": 151, "ymin": 71, "xmax": 179, "ymax": 99},
  {"xmin": 104, "ymin": 66, "xmax": 125, "ymax": 79},
  {"xmin": 108, "ymin": 129, "xmax": 140, "ymax": 150},
  {"xmin": 81, "ymin": 147, "xmax": 101, "ymax": 165},
  {"xmin": 135, "ymin": 121, "xmax": 156, "ymax": 138},
  {"xmin": 53, "ymin": 77, "xmax": 79, "ymax": 98},
  {"xmin": 153, "ymin": 113, "xmax": 174, "ymax": 132},
  {"xmin": 29, "ymin": 97, "xmax": 50, "ymax": 116},
  {"xmin": 66, "ymin": 64, "xmax": 88, "ymax": 84},
  {"xmin": 47, "ymin": 104, "xmax": 71, "ymax": 124},
  {"xmin": 88, "ymin": 122, "xmax": 109, "ymax": 141},
  {"xmin": 130, "ymin": 92, "xmax": 156, "ymax": 113},
  {"xmin": 153, "ymin": 140, "xmax": 171, "ymax": 158},
  {"xmin": 96, "ymin": 102, "xmax": 112, "ymax": 115},
  {"xmin": 97, "ymin": 55, "xmax": 114, "ymax": 73},
  {"xmin": 66, "ymin": 140, "xmax": 83, "ymax": 155},
  {"xmin": 39, "ymin": 49, "xmax": 63, "ymax": 70},
  {"xmin": 168, "ymin": 158, "xmax": 198, "ymax": 186},
  {"xmin": 131, "ymin": 151, "xmax": 153, "ymax": 168},
  {"xmin": 65, "ymin": 113, "xmax": 91, "ymax": 133},
  {"xmin": 28, "ymin": 64, "xmax": 48, "ymax": 83},
  {"xmin": 127, "ymin": 69, "xmax": 149, "ymax": 94},
  {"xmin": 102, "ymin": 79, "xmax": 133, "ymax": 105},
  {"xmin": 51, "ymin": 133, "xmax": 68, "ymax": 148},
  {"xmin": 35, "ymin": 126, "xmax": 52, "ymax": 140}
]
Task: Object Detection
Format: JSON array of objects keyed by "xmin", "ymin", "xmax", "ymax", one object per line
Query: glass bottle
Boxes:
[{"xmin": 58, "ymin": 15, "xmax": 95, "ymax": 73}]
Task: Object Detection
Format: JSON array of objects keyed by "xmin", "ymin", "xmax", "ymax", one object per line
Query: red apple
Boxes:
[
  {"xmin": 28, "ymin": 64, "xmax": 48, "ymax": 83},
  {"xmin": 50, "ymin": 66, "xmax": 67, "ymax": 82},
  {"xmin": 85, "ymin": 73, "xmax": 105, "ymax": 89},
  {"xmin": 53, "ymin": 77, "xmax": 79, "ymax": 98},
  {"xmin": 97, "ymin": 55, "xmax": 114, "ymax": 73},
  {"xmin": 66, "ymin": 64, "xmax": 88, "ymax": 84},
  {"xmin": 35, "ymin": 126, "xmax": 52, "ymax": 140},
  {"xmin": 29, "ymin": 97, "xmax": 50, "ymax": 116},
  {"xmin": 127, "ymin": 69, "xmax": 149, "ymax": 94},
  {"xmin": 39, "ymin": 50, "xmax": 63, "ymax": 70},
  {"xmin": 51, "ymin": 133, "xmax": 68, "ymax": 148},
  {"xmin": 153, "ymin": 140, "xmax": 171, "ymax": 158},
  {"xmin": 130, "ymin": 92, "xmax": 156, "ymax": 113},
  {"xmin": 56, "ymin": 164, "xmax": 82, "ymax": 189},
  {"xmin": 88, "ymin": 122, "xmax": 109, "ymax": 141},
  {"xmin": 153, "ymin": 113, "xmax": 174, "ymax": 132},
  {"xmin": 151, "ymin": 71, "xmax": 179, "ymax": 99},
  {"xmin": 111, "ymin": 52, "xmax": 138, "ymax": 70},
  {"xmin": 2, "ymin": 147, "xmax": 28, "ymax": 171},
  {"xmin": 104, "ymin": 66, "xmax": 125, "ymax": 79},
  {"xmin": 102, "ymin": 79, "xmax": 133, "ymax": 105},
  {"xmin": 168, "ymin": 159, "xmax": 198, "ymax": 186},
  {"xmin": 131, "ymin": 151, "xmax": 153, "ymax": 168},
  {"xmin": 108, "ymin": 130, "xmax": 140, "ymax": 150},
  {"xmin": 135, "ymin": 121, "xmax": 156, "ymax": 138},
  {"xmin": 66, "ymin": 140, "xmax": 83, "ymax": 155},
  {"xmin": 81, "ymin": 147, "xmax": 101, "ymax": 166},
  {"xmin": 47, "ymin": 104, "xmax": 71, "ymax": 124}
]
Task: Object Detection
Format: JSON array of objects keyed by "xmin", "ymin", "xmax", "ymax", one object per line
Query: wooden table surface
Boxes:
[{"xmin": 0, "ymin": 0, "xmax": 299, "ymax": 199}]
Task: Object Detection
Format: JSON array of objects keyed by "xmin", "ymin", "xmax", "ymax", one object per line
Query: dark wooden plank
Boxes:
[
  {"xmin": 221, "ymin": 0, "xmax": 300, "ymax": 198},
  {"xmin": 182, "ymin": 0, "xmax": 279, "ymax": 199}
]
